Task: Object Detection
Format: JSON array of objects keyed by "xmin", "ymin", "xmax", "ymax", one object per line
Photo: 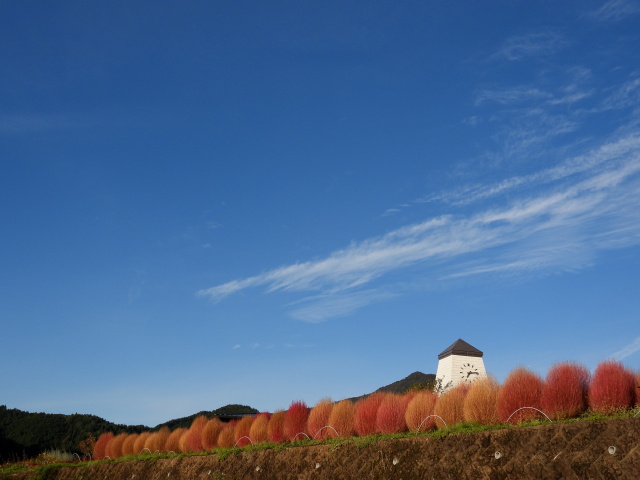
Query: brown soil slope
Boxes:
[{"xmin": 3, "ymin": 418, "xmax": 639, "ymax": 480}]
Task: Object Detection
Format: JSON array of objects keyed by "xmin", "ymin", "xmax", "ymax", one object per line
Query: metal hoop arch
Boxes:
[
  {"xmin": 505, "ymin": 407, "xmax": 552, "ymax": 424},
  {"xmin": 416, "ymin": 414, "xmax": 448, "ymax": 432},
  {"xmin": 234, "ymin": 436, "xmax": 254, "ymax": 447},
  {"xmin": 313, "ymin": 426, "xmax": 340, "ymax": 439}
]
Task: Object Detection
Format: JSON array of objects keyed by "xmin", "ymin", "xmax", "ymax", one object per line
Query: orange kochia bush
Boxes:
[
  {"xmin": 307, "ymin": 399, "xmax": 334, "ymax": 440},
  {"xmin": 405, "ymin": 390, "xmax": 438, "ymax": 431},
  {"xmin": 132, "ymin": 431, "xmax": 151, "ymax": 455},
  {"xmin": 589, "ymin": 360, "xmax": 636, "ymax": 413},
  {"xmin": 202, "ymin": 418, "xmax": 223, "ymax": 450},
  {"xmin": 463, "ymin": 376, "xmax": 500, "ymax": 425},
  {"xmin": 165, "ymin": 428, "xmax": 186, "ymax": 453},
  {"xmin": 217, "ymin": 421, "xmax": 237, "ymax": 448},
  {"xmin": 234, "ymin": 416, "xmax": 254, "ymax": 447},
  {"xmin": 121, "ymin": 433, "xmax": 138, "ymax": 456},
  {"xmin": 496, "ymin": 367, "xmax": 544, "ymax": 423},
  {"xmin": 107, "ymin": 432, "xmax": 128, "ymax": 458},
  {"xmin": 249, "ymin": 413, "xmax": 270, "ymax": 443},
  {"xmin": 328, "ymin": 399, "xmax": 355, "ymax": 438},
  {"xmin": 541, "ymin": 362, "xmax": 590, "ymax": 420},
  {"xmin": 434, "ymin": 384, "xmax": 469, "ymax": 429}
]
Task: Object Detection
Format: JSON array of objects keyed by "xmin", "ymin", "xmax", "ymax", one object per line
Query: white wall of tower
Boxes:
[{"xmin": 435, "ymin": 354, "xmax": 487, "ymax": 390}]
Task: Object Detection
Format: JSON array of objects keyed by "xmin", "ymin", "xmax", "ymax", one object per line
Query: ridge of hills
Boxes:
[{"xmin": 0, "ymin": 371, "xmax": 433, "ymax": 461}]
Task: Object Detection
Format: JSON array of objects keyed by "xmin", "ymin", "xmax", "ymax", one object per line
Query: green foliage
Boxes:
[{"xmin": 407, "ymin": 376, "xmax": 451, "ymax": 394}]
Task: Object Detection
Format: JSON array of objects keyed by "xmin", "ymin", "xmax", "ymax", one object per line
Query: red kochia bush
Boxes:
[
  {"xmin": 249, "ymin": 413, "xmax": 270, "ymax": 443},
  {"xmin": 463, "ymin": 377, "xmax": 500, "ymax": 425},
  {"xmin": 201, "ymin": 418, "xmax": 223, "ymax": 450},
  {"xmin": 234, "ymin": 416, "xmax": 254, "ymax": 447},
  {"xmin": 267, "ymin": 410, "xmax": 286, "ymax": 443},
  {"xmin": 283, "ymin": 401, "xmax": 309, "ymax": 441},
  {"xmin": 588, "ymin": 360, "xmax": 636, "ymax": 413},
  {"xmin": 405, "ymin": 390, "xmax": 438, "ymax": 431},
  {"xmin": 328, "ymin": 400, "xmax": 355, "ymax": 438},
  {"xmin": 354, "ymin": 392, "xmax": 386, "ymax": 436},
  {"xmin": 541, "ymin": 362, "xmax": 590, "ymax": 420},
  {"xmin": 376, "ymin": 393, "xmax": 408, "ymax": 434},
  {"xmin": 636, "ymin": 371, "xmax": 640, "ymax": 406},
  {"xmin": 307, "ymin": 399, "xmax": 334, "ymax": 440},
  {"xmin": 434, "ymin": 384, "xmax": 469, "ymax": 428},
  {"xmin": 93, "ymin": 432, "xmax": 113, "ymax": 459},
  {"xmin": 496, "ymin": 367, "xmax": 544, "ymax": 423}
]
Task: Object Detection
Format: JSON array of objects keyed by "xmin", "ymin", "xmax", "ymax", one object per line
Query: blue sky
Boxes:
[{"xmin": 2, "ymin": 1, "xmax": 640, "ymax": 427}]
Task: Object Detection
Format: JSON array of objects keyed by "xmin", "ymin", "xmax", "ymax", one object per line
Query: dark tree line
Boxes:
[{"xmin": 0, "ymin": 404, "xmax": 257, "ymax": 462}]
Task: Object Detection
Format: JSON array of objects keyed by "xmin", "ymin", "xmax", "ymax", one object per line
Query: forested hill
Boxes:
[
  {"xmin": 375, "ymin": 371, "xmax": 436, "ymax": 394},
  {"xmin": 154, "ymin": 404, "xmax": 259, "ymax": 431},
  {"xmin": 0, "ymin": 405, "xmax": 145, "ymax": 461},
  {"xmin": 0, "ymin": 404, "xmax": 257, "ymax": 461}
]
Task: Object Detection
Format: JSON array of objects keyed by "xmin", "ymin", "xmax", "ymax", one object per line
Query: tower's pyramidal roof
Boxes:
[{"xmin": 438, "ymin": 338, "xmax": 483, "ymax": 360}]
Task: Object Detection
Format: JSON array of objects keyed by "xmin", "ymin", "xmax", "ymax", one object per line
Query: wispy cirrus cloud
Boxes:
[
  {"xmin": 475, "ymin": 86, "xmax": 552, "ymax": 106},
  {"xmin": 589, "ymin": 0, "xmax": 640, "ymax": 21},
  {"xmin": 198, "ymin": 135, "xmax": 640, "ymax": 321},
  {"xmin": 611, "ymin": 336, "xmax": 640, "ymax": 360},
  {"xmin": 492, "ymin": 32, "xmax": 565, "ymax": 61},
  {"xmin": 426, "ymin": 132, "xmax": 640, "ymax": 206},
  {"xmin": 288, "ymin": 289, "xmax": 398, "ymax": 323}
]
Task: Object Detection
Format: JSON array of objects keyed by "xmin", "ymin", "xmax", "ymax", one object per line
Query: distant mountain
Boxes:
[
  {"xmin": 347, "ymin": 371, "xmax": 436, "ymax": 402},
  {"xmin": 375, "ymin": 371, "xmax": 436, "ymax": 394},
  {"xmin": 154, "ymin": 404, "xmax": 259, "ymax": 430}
]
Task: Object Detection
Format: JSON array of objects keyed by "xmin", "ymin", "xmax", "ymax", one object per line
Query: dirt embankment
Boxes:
[{"xmin": 3, "ymin": 418, "xmax": 639, "ymax": 480}]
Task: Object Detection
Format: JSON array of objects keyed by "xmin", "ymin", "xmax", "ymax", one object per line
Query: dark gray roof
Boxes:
[{"xmin": 438, "ymin": 339, "xmax": 483, "ymax": 360}]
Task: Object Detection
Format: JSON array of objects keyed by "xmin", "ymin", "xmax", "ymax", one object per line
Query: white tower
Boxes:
[{"xmin": 435, "ymin": 339, "xmax": 486, "ymax": 390}]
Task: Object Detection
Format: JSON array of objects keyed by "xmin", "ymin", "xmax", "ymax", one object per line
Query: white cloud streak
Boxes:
[
  {"xmin": 589, "ymin": 0, "xmax": 640, "ymax": 21},
  {"xmin": 493, "ymin": 32, "xmax": 565, "ymax": 61},
  {"xmin": 611, "ymin": 336, "xmax": 640, "ymax": 360},
  {"xmin": 198, "ymin": 134, "xmax": 640, "ymax": 320}
]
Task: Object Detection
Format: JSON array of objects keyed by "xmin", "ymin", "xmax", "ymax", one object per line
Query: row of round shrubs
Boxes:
[{"xmin": 93, "ymin": 360, "xmax": 640, "ymax": 459}]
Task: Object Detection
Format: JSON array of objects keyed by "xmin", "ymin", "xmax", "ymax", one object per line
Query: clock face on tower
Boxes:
[{"xmin": 459, "ymin": 362, "xmax": 480, "ymax": 383}]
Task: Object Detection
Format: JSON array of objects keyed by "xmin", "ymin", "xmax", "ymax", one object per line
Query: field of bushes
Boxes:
[{"xmin": 93, "ymin": 359, "xmax": 640, "ymax": 460}]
